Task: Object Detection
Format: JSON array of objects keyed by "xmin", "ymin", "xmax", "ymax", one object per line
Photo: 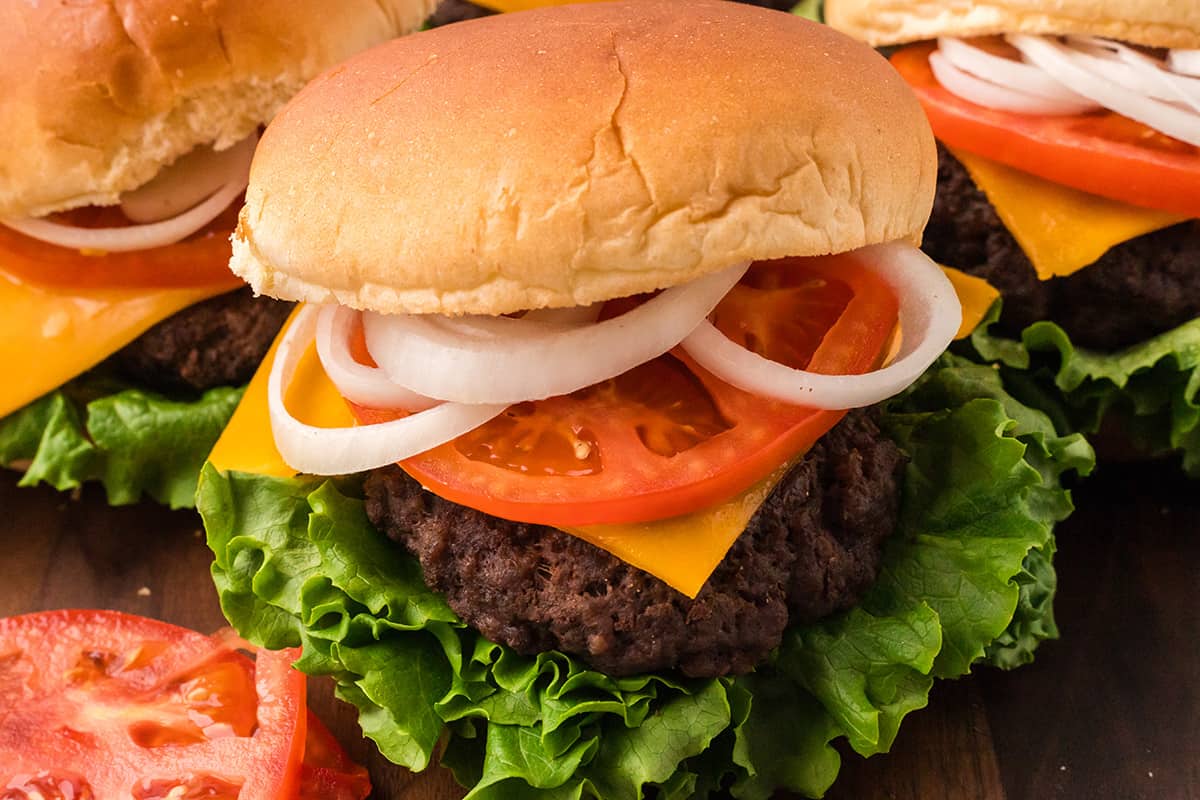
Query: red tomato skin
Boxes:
[{"xmin": 890, "ymin": 42, "xmax": 1200, "ymax": 217}]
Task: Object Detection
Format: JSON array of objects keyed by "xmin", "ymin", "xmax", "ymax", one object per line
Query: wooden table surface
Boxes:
[{"xmin": 1, "ymin": 461, "xmax": 1196, "ymax": 800}]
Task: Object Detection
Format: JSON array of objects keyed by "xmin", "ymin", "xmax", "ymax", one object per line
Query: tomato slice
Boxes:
[
  {"xmin": 299, "ymin": 712, "xmax": 372, "ymax": 800},
  {"xmin": 0, "ymin": 204, "xmax": 244, "ymax": 291},
  {"xmin": 890, "ymin": 42, "xmax": 1200, "ymax": 217},
  {"xmin": 351, "ymin": 251, "xmax": 899, "ymax": 526},
  {"xmin": 0, "ymin": 610, "xmax": 307, "ymax": 799}
]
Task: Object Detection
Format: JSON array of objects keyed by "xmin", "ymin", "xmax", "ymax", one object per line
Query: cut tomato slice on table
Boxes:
[
  {"xmin": 351, "ymin": 252, "xmax": 900, "ymax": 527},
  {"xmin": 890, "ymin": 41, "xmax": 1200, "ymax": 217},
  {"xmin": 0, "ymin": 609, "xmax": 368, "ymax": 800},
  {"xmin": 299, "ymin": 712, "xmax": 373, "ymax": 800}
]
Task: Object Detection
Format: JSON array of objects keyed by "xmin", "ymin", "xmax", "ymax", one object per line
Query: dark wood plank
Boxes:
[
  {"xmin": 2, "ymin": 462, "xmax": 1196, "ymax": 799},
  {"xmin": 981, "ymin": 461, "xmax": 1200, "ymax": 800},
  {"xmin": 825, "ymin": 679, "xmax": 1004, "ymax": 800}
]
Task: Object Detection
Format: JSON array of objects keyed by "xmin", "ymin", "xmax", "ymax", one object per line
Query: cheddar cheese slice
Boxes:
[
  {"xmin": 942, "ymin": 264, "xmax": 999, "ymax": 339},
  {"xmin": 208, "ymin": 266, "xmax": 990, "ymax": 599},
  {"xmin": 2, "ymin": 268, "xmax": 225, "ymax": 418},
  {"xmin": 950, "ymin": 147, "xmax": 1188, "ymax": 281}
]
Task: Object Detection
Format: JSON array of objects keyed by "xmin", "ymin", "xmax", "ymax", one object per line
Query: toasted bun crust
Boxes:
[
  {"xmin": 826, "ymin": 0, "xmax": 1200, "ymax": 49},
  {"xmin": 233, "ymin": 0, "xmax": 936, "ymax": 316},
  {"xmin": 0, "ymin": 0, "xmax": 435, "ymax": 219}
]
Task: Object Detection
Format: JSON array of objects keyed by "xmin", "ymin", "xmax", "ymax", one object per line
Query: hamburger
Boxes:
[
  {"xmin": 198, "ymin": 2, "xmax": 1092, "ymax": 796},
  {"xmin": 826, "ymin": 0, "xmax": 1200, "ymax": 473},
  {"xmin": 0, "ymin": 0, "xmax": 433, "ymax": 507}
]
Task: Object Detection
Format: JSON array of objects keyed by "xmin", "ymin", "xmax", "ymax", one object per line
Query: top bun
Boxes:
[
  {"xmin": 0, "ymin": 0, "xmax": 435, "ymax": 219},
  {"xmin": 232, "ymin": 0, "xmax": 936, "ymax": 316},
  {"xmin": 826, "ymin": 0, "xmax": 1200, "ymax": 49}
]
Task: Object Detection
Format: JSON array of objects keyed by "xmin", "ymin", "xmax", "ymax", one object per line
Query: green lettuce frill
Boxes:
[
  {"xmin": 0, "ymin": 376, "xmax": 242, "ymax": 509},
  {"xmin": 199, "ymin": 354, "xmax": 1092, "ymax": 798},
  {"xmin": 969, "ymin": 304, "xmax": 1200, "ymax": 476}
]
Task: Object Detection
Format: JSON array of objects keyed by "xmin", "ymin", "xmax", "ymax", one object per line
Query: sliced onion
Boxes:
[
  {"xmin": 680, "ymin": 242, "xmax": 960, "ymax": 410},
  {"xmin": 938, "ymin": 37, "xmax": 1096, "ymax": 105},
  {"xmin": 930, "ymin": 50, "xmax": 1095, "ymax": 114},
  {"xmin": 0, "ymin": 133, "xmax": 256, "ymax": 253},
  {"xmin": 1008, "ymin": 35, "xmax": 1200, "ymax": 146},
  {"xmin": 362, "ymin": 262, "xmax": 750, "ymax": 405},
  {"xmin": 315, "ymin": 304, "xmax": 438, "ymax": 411},
  {"xmin": 1169, "ymin": 50, "xmax": 1200, "ymax": 78},
  {"xmin": 269, "ymin": 306, "xmax": 506, "ymax": 476},
  {"xmin": 1069, "ymin": 36, "xmax": 1200, "ymax": 113},
  {"xmin": 119, "ymin": 138, "xmax": 256, "ymax": 223}
]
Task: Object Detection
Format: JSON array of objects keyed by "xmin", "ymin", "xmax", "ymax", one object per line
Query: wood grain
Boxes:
[{"xmin": 0, "ymin": 460, "xmax": 1196, "ymax": 799}]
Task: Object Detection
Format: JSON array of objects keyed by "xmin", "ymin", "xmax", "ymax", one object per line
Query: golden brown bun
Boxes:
[
  {"xmin": 233, "ymin": 0, "xmax": 936, "ymax": 316},
  {"xmin": 826, "ymin": 0, "xmax": 1200, "ymax": 49},
  {"xmin": 0, "ymin": 0, "xmax": 435, "ymax": 219}
]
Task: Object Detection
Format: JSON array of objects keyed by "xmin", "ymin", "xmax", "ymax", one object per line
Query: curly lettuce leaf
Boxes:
[
  {"xmin": 970, "ymin": 303, "xmax": 1200, "ymax": 475},
  {"xmin": 200, "ymin": 354, "xmax": 1091, "ymax": 799},
  {"xmin": 0, "ymin": 376, "xmax": 242, "ymax": 508}
]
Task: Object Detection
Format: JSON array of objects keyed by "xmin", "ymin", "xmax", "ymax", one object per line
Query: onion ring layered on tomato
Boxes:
[
  {"xmin": 345, "ymin": 253, "xmax": 903, "ymax": 527},
  {"xmin": 890, "ymin": 42, "xmax": 1200, "ymax": 217}
]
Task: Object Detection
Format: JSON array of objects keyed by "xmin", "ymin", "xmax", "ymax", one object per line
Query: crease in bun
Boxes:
[
  {"xmin": 825, "ymin": 0, "xmax": 1200, "ymax": 49},
  {"xmin": 233, "ymin": 0, "xmax": 936, "ymax": 317},
  {"xmin": 0, "ymin": 0, "xmax": 436, "ymax": 219}
]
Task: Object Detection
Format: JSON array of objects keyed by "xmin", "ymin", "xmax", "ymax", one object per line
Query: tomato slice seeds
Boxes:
[{"xmin": 0, "ymin": 610, "xmax": 369, "ymax": 800}]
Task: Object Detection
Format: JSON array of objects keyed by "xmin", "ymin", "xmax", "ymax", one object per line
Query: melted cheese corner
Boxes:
[
  {"xmin": 2, "ymin": 270, "xmax": 223, "ymax": 419},
  {"xmin": 950, "ymin": 147, "xmax": 1188, "ymax": 281}
]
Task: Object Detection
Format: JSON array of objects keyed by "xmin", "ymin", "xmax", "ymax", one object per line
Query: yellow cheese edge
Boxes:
[
  {"xmin": 1, "ymin": 270, "xmax": 227, "ymax": 418},
  {"xmin": 208, "ymin": 274, "xmax": 988, "ymax": 598},
  {"xmin": 949, "ymin": 147, "xmax": 1188, "ymax": 281}
]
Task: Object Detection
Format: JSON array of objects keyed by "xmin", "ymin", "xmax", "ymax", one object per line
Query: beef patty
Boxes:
[
  {"xmin": 923, "ymin": 144, "xmax": 1200, "ymax": 351},
  {"xmin": 365, "ymin": 409, "xmax": 906, "ymax": 678},
  {"xmin": 111, "ymin": 289, "xmax": 293, "ymax": 394}
]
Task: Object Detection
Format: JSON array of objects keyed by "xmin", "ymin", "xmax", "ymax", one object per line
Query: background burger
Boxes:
[
  {"xmin": 0, "ymin": 0, "xmax": 433, "ymax": 507},
  {"xmin": 199, "ymin": 2, "xmax": 1092, "ymax": 796},
  {"xmin": 827, "ymin": 0, "xmax": 1200, "ymax": 473}
]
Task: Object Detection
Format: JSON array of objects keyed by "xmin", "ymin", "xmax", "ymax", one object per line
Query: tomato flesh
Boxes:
[
  {"xmin": 0, "ymin": 203, "xmax": 244, "ymax": 291},
  {"xmin": 890, "ymin": 42, "xmax": 1200, "ymax": 217},
  {"xmin": 351, "ymin": 251, "xmax": 899, "ymax": 526},
  {"xmin": 299, "ymin": 713, "xmax": 373, "ymax": 800},
  {"xmin": 0, "ymin": 610, "xmax": 367, "ymax": 800}
]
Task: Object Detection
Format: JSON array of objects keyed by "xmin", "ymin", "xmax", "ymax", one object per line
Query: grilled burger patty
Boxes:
[
  {"xmin": 923, "ymin": 145, "xmax": 1200, "ymax": 351},
  {"xmin": 365, "ymin": 409, "xmax": 906, "ymax": 678},
  {"xmin": 111, "ymin": 289, "xmax": 293, "ymax": 394}
]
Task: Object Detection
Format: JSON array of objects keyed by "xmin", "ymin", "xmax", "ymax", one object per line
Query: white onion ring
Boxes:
[
  {"xmin": 315, "ymin": 304, "xmax": 438, "ymax": 411},
  {"xmin": 1007, "ymin": 35, "xmax": 1200, "ymax": 146},
  {"xmin": 1169, "ymin": 50, "xmax": 1200, "ymax": 78},
  {"xmin": 119, "ymin": 138, "xmax": 256, "ymax": 223},
  {"xmin": 930, "ymin": 50, "xmax": 1094, "ymax": 114},
  {"xmin": 0, "ymin": 134, "xmax": 256, "ymax": 252},
  {"xmin": 269, "ymin": 306, "xmax": 506, "ymax": 476},
  {"xmin": 937, "ymin": 37, "xmax": 1096, "ymax": 105},
  {"xmin": 361, "ymin": 262, "xmax": 750, "ymax": 405},
  {"xmin": 680, "ymin": 242, "xmax": 960, "ymax": 410}
]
